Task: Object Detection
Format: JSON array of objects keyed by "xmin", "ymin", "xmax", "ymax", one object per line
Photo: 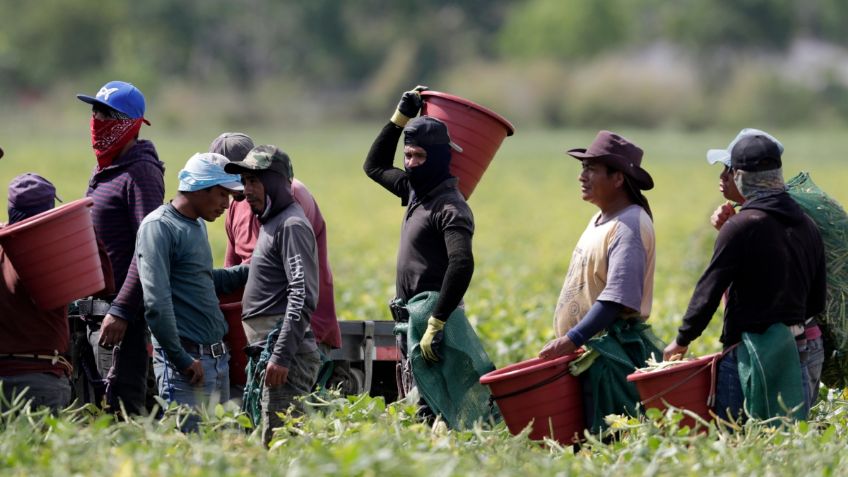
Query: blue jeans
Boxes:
[
  {"xmin": 800, "ymin": 336, "xmax": 824, "ymax": 407},
  {"xmin": 153, "ymin": 348, "xmax": 230, "ymax": 408},
  {"xmin": 715, "ymin": 344, "xmax": 811, "ymax": 421},
  {"xmin": 714, "ymin": 349, "xmax": 744, "ymax": 422},
  {"xmin": 1, "ymin": 373, "xmax": 71, "ymax": 412}
]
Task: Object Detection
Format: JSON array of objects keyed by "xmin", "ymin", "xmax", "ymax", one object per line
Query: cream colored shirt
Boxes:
[{"xmin": 554, "ymin": 205, "xmax": 655, "ymax": 337}]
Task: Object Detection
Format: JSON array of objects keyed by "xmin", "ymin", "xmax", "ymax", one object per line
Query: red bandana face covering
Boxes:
[{"xmin": 90, "ymin": 117, "xmax": 144, "ymax": 169}]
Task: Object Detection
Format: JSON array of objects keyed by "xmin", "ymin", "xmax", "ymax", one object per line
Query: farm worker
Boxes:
[
  {"xmin": 664, "ymin": 133, "xmax": 826, "ymax": 421},
  {"xmin": 363, "ymin": 87, "xmax": 474, "ymax": 372},
  {"xmin": 76, "ymin": 80, "xmax": 165, "ymax": 413},
  {"xmin": 538, "ymin": 130, "xmax": 662, "ymax": 432},
  {"xmin": 224, "ymin": 145, "xmax": 321, "ymax": 447},
  {"xmin": 136, "ymin": 153, "xmax": 248, "ymax": 416},
  {"xmin": 705, "ymin": 129, "xmax": 825, "ymax": 409},
  {"xmin": 1, "ymin": 174, "xmax": 114, "ymax": 411},
  {"xmin": 211, "ymin": 132, "xmax": 341, "ymax": 354}
]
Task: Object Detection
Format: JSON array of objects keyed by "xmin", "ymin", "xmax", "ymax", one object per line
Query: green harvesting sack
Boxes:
[
  {"xmin": 396, "ymin": 291, "xmax": 499, "ymax": 429},
  {"xmin": 787, "ymin": 172, "xmax": 848, "ymax": 388}
]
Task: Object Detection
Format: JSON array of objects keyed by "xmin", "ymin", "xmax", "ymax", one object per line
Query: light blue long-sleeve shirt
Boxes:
[{"xmin": 137, "ymin": 203, "xmax": 248, "ymax": 370}]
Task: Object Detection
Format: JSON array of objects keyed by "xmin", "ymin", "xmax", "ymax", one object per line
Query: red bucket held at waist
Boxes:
[
  {"xmin": 0, "ymin": 197, "xmax": 104, "ymax": 310},
  {"xmin": 626, "ymin": 353, "xmax": 721, "ymax": 428},
  {"xmin": 480, "ymin": 353, "xmax": 584, "ymax": 444},
  {"xmin": 420, "ymin": 91, "xmax": 515, "ymax": 200}
]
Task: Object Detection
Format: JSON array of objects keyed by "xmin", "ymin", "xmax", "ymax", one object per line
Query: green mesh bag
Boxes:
[
  {"xmin": 787, "ymin": 172, "xmax": 848, "ymax": 388},
  {"xmin": 395, "ymin": 291, "xmax": 499, "ymax": 429}
]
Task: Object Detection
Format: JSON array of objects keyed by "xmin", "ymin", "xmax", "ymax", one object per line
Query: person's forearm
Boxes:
[
  {"xmin": 363, "ymin": 122, "xmax": 408, "ymax": 200},
  {"xmin": 566, "ymin": 300, "xmax": 622, "ymax": 347},
  {"xmin": 432, "ymin": 229, "xmax": 474, "ymax": 320},
  {"xmin": 213, "ymin": 264, "xmax": 249, "ymax": 295},
  {"xmin": 109, "ymin": 255, "xmax": 143, "ymax": 320},
  {"xmin": 270, "ymin": 222, "xmax": 319, "ymax": 367}
]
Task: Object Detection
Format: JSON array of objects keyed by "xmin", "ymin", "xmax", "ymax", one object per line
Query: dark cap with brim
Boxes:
[
  {"xmin": 566, "ymin": 130, "xmax": 653, "ymax": 190},
  {"xmin": 730, "ymin": 134, "xmax": 782, "ymax": 172},
  {"xmin": 8, "ymin": 173, "xmax": 62, "ymax": 208},
  {"xmin": 224, "ymin": 145, "xmax": 293, "ymax": 180},
  {"xmin": 403, "ymin": 116, "xmax": 463, "ymax": 153}
]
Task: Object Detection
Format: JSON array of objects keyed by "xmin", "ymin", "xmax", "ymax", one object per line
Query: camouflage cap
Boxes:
[{"xmin": 224, "ymin": 144, "xmax": 293, "ymax": 180}]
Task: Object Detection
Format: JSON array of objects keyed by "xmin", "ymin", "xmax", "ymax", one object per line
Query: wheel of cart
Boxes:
[{"xmin": 327, "ymin": 320, "xmax": 400, "ymax": 402}]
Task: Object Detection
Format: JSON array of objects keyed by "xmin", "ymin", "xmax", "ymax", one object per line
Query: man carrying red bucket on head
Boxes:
[
  {"xmin": 364, "ymin": 86, "xmax": 502, "ymax": 428},
  {"xmin": 538, "ymin": 131, "xmax": 664, "ymax": 433}
]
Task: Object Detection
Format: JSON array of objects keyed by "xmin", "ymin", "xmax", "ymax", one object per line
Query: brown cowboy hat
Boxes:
[{"xmin": 567, "ymin": 130, "xmax": 654, "ymax": 190}]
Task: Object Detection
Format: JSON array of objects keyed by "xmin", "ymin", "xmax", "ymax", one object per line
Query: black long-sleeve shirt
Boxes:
[
  {"xmin": 364, "ymin": 122, "xmax": 475, "ymax": 321},
  {"xmin": 676, "ymin": 192, "xmax": 826, "ymax": 347}
]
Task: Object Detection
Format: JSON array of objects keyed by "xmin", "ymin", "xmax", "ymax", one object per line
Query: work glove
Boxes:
[
  {"xmin": 420, "ymin": 316, "xmax": 445, "ymax": 362},
  {"xmin": 390, "ymin": 85, "xmax": 429, "ymax": 127}
]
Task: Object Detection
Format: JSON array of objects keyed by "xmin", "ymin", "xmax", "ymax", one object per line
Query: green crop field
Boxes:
[{"xmin": 2, "ymin": 124, "xmax": 848, "ymax": 475}]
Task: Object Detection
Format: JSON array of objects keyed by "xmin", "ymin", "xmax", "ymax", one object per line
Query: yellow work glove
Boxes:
[
  {"xmin": 420, "ymin": 316, "xmax": 445, "ymax": 362},
  {"xmin": 390, "ymin": 85, "xmax": 429, "ymax": 127}
]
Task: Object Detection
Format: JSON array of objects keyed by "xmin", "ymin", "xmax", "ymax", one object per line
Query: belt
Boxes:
[
  {"xmin": 388, "ymin": 298, "xmax": 409, "ymax": 322},
  {"xmin": 179, "ymin": 338, "xmax": 228, "ymax": 358},
  {"xmin": 1, "ymin": 351, "xmax": 73, "ymax": 374},
  {"xmin": 75, "ymin": 298, "xmax": 112, "ymax": 318}
]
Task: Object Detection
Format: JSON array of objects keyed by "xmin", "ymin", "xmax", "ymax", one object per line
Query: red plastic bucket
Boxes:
[
  {"xmin": 480, "ymin": 353, "xmax": 584, "ymax": 444},
  {"xmin": 219, "ymin": 289, "xmax": 247, "ymax": 386},
  {"xmin": 421, "ymin": 91, "xmax": 515, "ymax": 199},
  {"xmin": 0, "ymin": 197, "xmax": 104, "ymax": 310},
  {"xmin": 627, "ymin": 353, "xmax": 720, "ymax": 427}
]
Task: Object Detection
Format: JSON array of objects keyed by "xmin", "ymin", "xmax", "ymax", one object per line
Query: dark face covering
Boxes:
[
  {"xmin": 405, "ymin": 143, "xmax": 452, "ymax": 198},
  {"xmin": 255, "ymin": 170, "xmax": 295, "ymax": 223}
]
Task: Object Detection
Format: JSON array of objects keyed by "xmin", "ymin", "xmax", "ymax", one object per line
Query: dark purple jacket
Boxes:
[{"xmin": 86, "ymin": 139, "xmax": 165, "ymax": 321}]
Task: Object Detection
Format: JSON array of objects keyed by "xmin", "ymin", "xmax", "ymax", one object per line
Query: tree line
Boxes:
[{"xmin": 2, "ymin": 0, "xmax": 847, "ymax": 127}]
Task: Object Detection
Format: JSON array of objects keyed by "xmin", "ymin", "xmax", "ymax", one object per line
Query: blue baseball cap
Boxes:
[
  {"xmin": 77, "ymin": 81, "xmax": 150, "ymax": 124},
  {"xmin": 706, "ymin": 128, "xmax": 783, "ymax": 168},
  {"xmin": 178, "ymin": 153, "xmax": 244, "ymax": 193}
]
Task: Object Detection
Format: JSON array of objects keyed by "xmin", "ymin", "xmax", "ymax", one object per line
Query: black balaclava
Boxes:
[
  {"xmin": 256, "ymin": 169, "xmax": 295, "ymax": 224},
  {"xmin": 405, "ymin": 142, "xmax": 452, "ymax": 198}
]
